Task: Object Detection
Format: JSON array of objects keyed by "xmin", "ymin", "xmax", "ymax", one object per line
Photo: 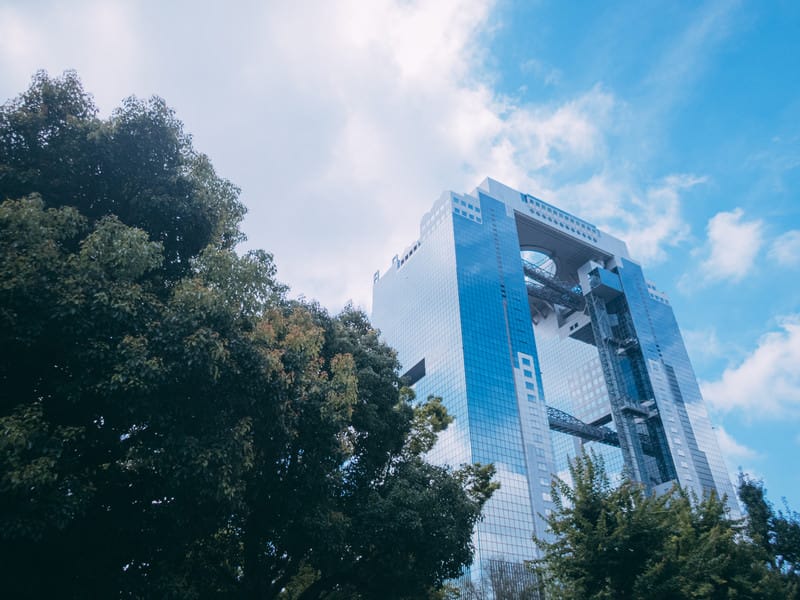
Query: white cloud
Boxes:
[
  {"xmin": 696, "ymin": 208, "xmax": 764, "ymax": 284},
  {"xmin": 553, "ymin": 172, "xmax": 697, "ymax": 265},
  {"xmin": 226, "ymin": 0, "xmax": 628, "ymax": 309},
  {"xmin": 0, "ymin": 1, "xmax": 143, "ymax": 114},
  {"xmin": 615, "ymin": 175, "xmax": 697, "ymax": 264},
  {"xmin": 715, "ymin": 425, "xmax": 759, "ymax": 462},
  {"xmin": 701, "ymin": 315, "xmax": 800, "ymax": 417},
  {"xmin": 0, "ymin": 0, "xmax": 700, "ymax": 311},
  {"xmin": 0, "ymin": 6, "xmax": 45, "ymax": 75},
  {"xmin": 520, "ymin": 58, "xmax": 562, "ymax": 87},
  {"xmin": 713, "ymin": 424, "xmax": 761, "ymax": 494},
  {"xmin": 683, "ymin": 326, "xmax": 724, "ymax": 366},
  {"xmin": 769, "ymin": 230, "xmax": 800, "ymax": 267}
]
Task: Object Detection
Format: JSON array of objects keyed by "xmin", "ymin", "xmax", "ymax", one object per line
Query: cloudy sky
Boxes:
[{"xmin": 2, "ymin": 0, "xmax": 798, "ymax": 507}]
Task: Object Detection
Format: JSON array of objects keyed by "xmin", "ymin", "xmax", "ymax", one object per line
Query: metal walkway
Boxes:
[
  {"xmin": 546, "ymin": 405, "xmax": 655, "ymax": 456},
  {"xmin": 522, "ymin": 259, "xmax": 585, "ymax": 312}
]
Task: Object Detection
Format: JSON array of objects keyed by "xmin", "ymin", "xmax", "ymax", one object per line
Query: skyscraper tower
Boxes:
[{"xmin": 371, "ymin": 178, "xmax": 737, "ymax": 583}]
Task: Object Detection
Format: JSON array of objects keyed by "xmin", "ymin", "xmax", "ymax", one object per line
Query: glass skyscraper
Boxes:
[{"xmin": 371, "ymin": 178, "xmax": 737, "ymax": 589}]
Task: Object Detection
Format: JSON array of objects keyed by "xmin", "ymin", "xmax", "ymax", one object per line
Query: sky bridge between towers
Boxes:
[{"xmin": 545, "ymin": 405, "xmax": 657, "ymax": 456}]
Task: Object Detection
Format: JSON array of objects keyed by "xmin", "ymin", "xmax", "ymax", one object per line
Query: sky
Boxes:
[{"xmin": 1, "ymin": 0, "xmax": 798, "ymax": 508}]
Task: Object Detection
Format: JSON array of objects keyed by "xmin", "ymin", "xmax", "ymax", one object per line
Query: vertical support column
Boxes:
[{"xmin": 585, "ymin": 290, "xmax": 649, "ymax": 486}]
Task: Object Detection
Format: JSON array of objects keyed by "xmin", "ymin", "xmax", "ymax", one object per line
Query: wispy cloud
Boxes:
[
  {"xmin": 769, "ymin": 230, "xmax": 800, "ymax": 267},
  {"xmin": 638, "ymin": 0, "xmax": 744, "ymax": 123},
  {"xmin": 0, "ymin": 0, "xmax": 736, "ymax": 311},
  {"xmin": 520, "ymin": 58, "xmax": 562, "ymax": 87},
  {"xmin": 615, "ymin": 175, "xmax": 698, "ymax": 264},
  {"xmin": 693, "ymin": 208, "xmax": 764, "ymax": 285},
  {"xmin": 683, "ymin": 326, "xmax": 724, "ymax": 366},
  {"xmin": 230, "ymin": 0, "xmax": 621, "ymax": 308},
  {"xmin": 701, "ymin": 315, "xmax": 800, "ymax": 417},
  {"xmin": 714, "ymin": 424, "xmax": 762, "ymax": 493},
  {"xmin": 221, "ymin": 0, "xmax": 670, "ymax": 308},
  {"xmin": 553, "ymin": 172, "xmax": 698, "ymax": 265},
  {"xmin": 744, "ymin": 133, "xmax": 800, "ymax": 196},
  {"xmin": 715, "ymin": 425, "xmax": 760, "ymax": 461}
]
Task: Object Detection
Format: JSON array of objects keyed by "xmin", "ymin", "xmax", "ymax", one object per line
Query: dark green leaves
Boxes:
[
  {"xmin": 535, "ymin": 452, "xmax": 792, "ymax": 600},
  {"xmin": 738, "ymin": 473, "xmax": 800, "ymax": 596},
  {"xmin": 0, "ymin": 72, "xmax": 494, "ymax": 600},
  {"xmin": 1, "ymin": 71, "xmax": 245, "ymax": 281}
]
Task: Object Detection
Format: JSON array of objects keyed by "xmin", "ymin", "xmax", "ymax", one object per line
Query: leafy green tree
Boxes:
[
  {"xmin": 738, "ymin": 474, "xmax": 800, "ymax": 597},
  {"xmin": 0, "ymin": 194, "xmax": 282, "ymax": 598},
  {"xmin": 0, "ymin": 70, "xmax": 244, "ymax": 280},
  {"xmin": 535, "ymin": 452, "xmax": 789, "ymax": 599},
  {"xmin": 0, "ymin": 72, "xmax": 495, "ymax": 599}
]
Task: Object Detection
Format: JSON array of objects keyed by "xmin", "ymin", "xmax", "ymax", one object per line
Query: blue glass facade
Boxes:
[
  {"xmin": 372, "ymin": 178, "xmax": 738, "ymax": 580},
  {"xmin": 621, "ymin": 262, "xmax": 737, "ymax": 505},
  {"xmin": 372, "ymin": 190, "xmax": 555, "ymax": 572}
]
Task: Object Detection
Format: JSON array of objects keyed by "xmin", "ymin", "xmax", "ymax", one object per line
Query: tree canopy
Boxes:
[
  {"xmin": 535, "ymin": 452, "xmax": 794, "ymax": 600},
  {"xmin": 0, "ymin": 70, "xmax": 244, "ymax": 280},
  {"xmin": 738, "ymin": 473, "xmax": 800, "ymax": 594},
  {"xmin": 0, "ymin": 71, "xmax": 495, "ymax": 599}
]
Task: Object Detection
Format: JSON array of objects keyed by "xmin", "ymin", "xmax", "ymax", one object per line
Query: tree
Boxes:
[
  {"xmin": 738, "ymin": 474, "xmax": 800, "ymax": 597},
  {"xmin": 0, "ymin": 70, "xmax": 244, "ymax": 281},
  {"xmin": 535, "ymin": 452, "xmax": 789, "ymax": 599},
  {"xmin": 225, "ymin": 304, "xmax": 498, "ymax": 599},
  {"xmin": 0, "ymin": 71, "xmax": 495, "ymax": 599}
]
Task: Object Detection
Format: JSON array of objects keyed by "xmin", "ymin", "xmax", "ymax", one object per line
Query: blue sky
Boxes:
[{"xmin": 1, "ymin": 0, "xmax": 798, "ymax": 507}]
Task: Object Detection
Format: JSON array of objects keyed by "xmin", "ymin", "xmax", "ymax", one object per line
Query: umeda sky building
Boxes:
[{"xmin": 372, "ymin": 178, "xmax": 736, "ymax": 581}]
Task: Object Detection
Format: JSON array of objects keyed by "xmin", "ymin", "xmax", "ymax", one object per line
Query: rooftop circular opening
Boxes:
[{"xmin": 520, "ymin": 249, "xmax": 556, "ymax": 281}]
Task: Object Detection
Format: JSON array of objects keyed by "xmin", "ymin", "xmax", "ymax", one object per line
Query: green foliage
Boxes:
[
  {"xmin": 0, "ymin": 72, "xmax": 495, "ymax": 599},
  {"xmin": 738, "ymin": 473, "xmax": 800, "ymax": 597},
  {"xmin": 535, "ymin": 452, "xmax": 790, "ymax": 599},
  {"xmin": 406, "ymin": 395, "xmax": 453, "ymax": 457},
  {"xmin": 0, "ymin": 70, "xmax": 245, "ymax": 281},
  {"xmin": 0, "ymin": 193, "xmax": 276, "ymax": 598}
]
